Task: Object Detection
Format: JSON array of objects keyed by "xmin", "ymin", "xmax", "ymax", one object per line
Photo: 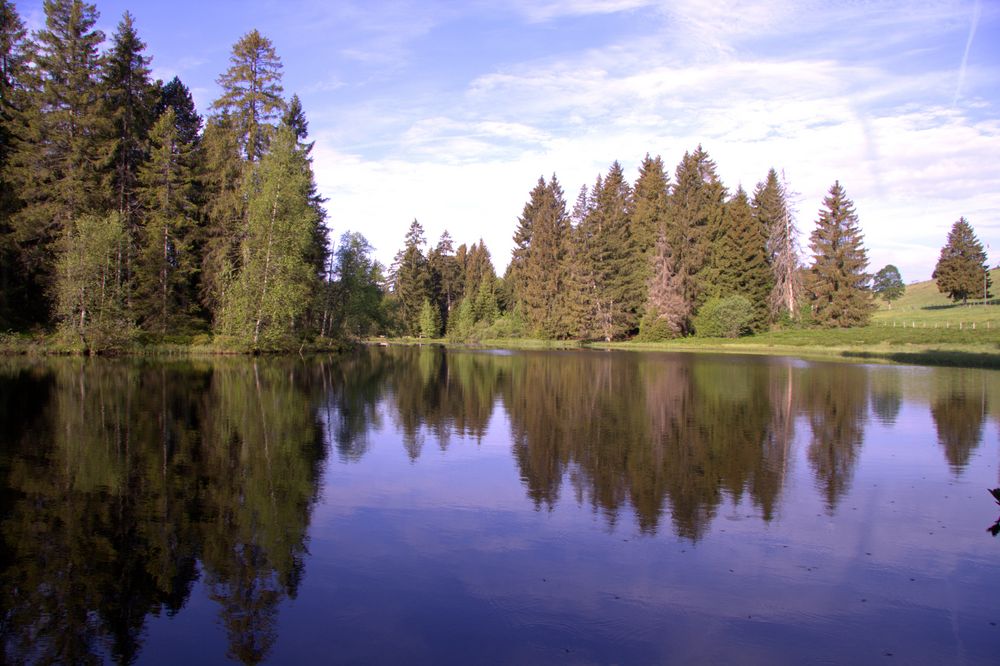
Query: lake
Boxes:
[{"xmin": 1, "ymin": 347, "xmax": 998, "ymax": 664}]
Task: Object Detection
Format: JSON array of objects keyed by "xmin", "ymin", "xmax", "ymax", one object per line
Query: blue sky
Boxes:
[{"xmin": 18, "ymin": 0, "xmax": 1000, "ymax": 281}]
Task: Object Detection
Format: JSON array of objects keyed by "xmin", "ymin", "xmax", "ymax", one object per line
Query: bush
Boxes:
[{"xmin": 693, "ymin": 296, "xmax": 755, "ymax": 338}]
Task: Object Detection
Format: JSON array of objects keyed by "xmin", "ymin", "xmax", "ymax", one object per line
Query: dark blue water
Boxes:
[{"xmin": 1, "ymin": 348, "xmax": 998, "ymax": 664}]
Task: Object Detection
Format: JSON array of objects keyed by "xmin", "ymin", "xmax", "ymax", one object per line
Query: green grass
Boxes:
[{"xmin": 873, "ymin": 268, "xmax": 1000, "ymax": 329}]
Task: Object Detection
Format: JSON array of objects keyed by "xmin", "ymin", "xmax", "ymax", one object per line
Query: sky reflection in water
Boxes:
[{"xmin": 0, "ymin": 348, "xmax": 998, "ymax": 664}]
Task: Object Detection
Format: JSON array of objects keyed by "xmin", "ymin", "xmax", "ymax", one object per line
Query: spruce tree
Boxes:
[
  {"xmin": 217, "ymin": 126, "xmax": 318, "ymax": 347},
  {"xmin": 518, "ymin": 175, "xmax": 569, "ymax": 336},
  {"xmin": 8, "ymin": 0, "xmax": 108, "ymax": 313},
  {"xmin": 579, "ymin": 162, "xmax": 639, "ymax": 340},
  {"xmin": 212, "ymin": 29, "xmax": 284, "ymax": 162},
  {"xmin": 713, "ymin": 186, "xmax": 772, "ymax": 331},
  {"xmin": 508, "ymin": 176, "xmax": 543, "ymax": 308},
  {"xmin": 393, "ymin": 219, "xmax": 429, "ymax": 335},
  {"xmin": 155, "ymin": 76, "xmax": 201, "ymax": 146},
  {"xmin": 807, "ymin": 181, "xmax": 874, "ymax": 327},
  {"xmin": 0, "ymin": 0, "xmax": 27, "ymax": 327},
  {"xmin": 427, "ymin": 231, "xmax": 460, "ymax": 329},
  {"xmin": 134, "ymin": 107, "xmax": 197, "ymax": 333},
  {"xmin": 664, "ymin": 146, "xmax": 726, "ymax": 314},
  {"xmin": 754, "ymin": 168, "xmax": 802, "ymax": 322},
  {"xmin": 933, "ymin": 217, "xmax": 991, "ymax": 304},
  {"xmin": 631, "ymin": 153, "xmax": 669, "ymax": 275},
  {"xmin": 103, "ymin": 12, "xmax": 156, "ymax": 245}
]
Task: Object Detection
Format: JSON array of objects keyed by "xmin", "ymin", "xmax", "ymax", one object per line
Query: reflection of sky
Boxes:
[{"xmin": 143, "ymin": 356, "xmax": 1000, "ymax": 663}]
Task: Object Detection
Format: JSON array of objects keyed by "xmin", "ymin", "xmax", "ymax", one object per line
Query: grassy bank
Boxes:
[
  {"xmin": 374, "ymin": 326, "xmax": 1000, "ymax": 369},
  {"xmin": 0, "ymin": 331, "xmax": 349, "ymax": 356}
]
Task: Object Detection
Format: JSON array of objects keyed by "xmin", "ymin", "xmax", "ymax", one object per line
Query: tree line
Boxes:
[
  {"xmin": 1, "ymin": 1, "xmax": 991, "ymax": 349},
  {"xmin": 390, "ymin": 149, "xmax": 878, "ymax": 341},
  {"xmin": 0, "ymin": 0, "xmax": 352, "ymax": 349}
]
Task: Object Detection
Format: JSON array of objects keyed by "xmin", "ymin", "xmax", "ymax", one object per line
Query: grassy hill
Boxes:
[{"xmin": 872, "ymin": 268, "xmax": 1000, "ymax": 328}]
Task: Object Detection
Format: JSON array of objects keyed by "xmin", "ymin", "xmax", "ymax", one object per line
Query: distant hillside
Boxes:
[
  {"xmin": 872, "ymin": 268, "xmax": 1000, "ymax": 326},
  {"xmin": 879, "ymin": 268, "xmax": 1000, "ymax": 311}
]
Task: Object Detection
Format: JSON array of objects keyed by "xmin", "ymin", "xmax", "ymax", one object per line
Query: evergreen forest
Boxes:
[{"xmin": 0, "ymin": 1, "xmax": 988, "ymax": 351}]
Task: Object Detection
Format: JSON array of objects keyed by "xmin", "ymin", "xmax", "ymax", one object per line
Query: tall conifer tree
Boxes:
[
  {"xmin": 8, "ymin": 0, "xmax": 108, "ymax": 312},
  {"xmin": 580, "ymin": 162, "xmax": 638, "ymax": 340},
  {"xmin": 807, "ymin": 181, "xmax": 874, "ymax": 327},
  {"xmin": 713, "ymin": 186, "xmax": 772, "ymax": 331},
  {"xmin": 394, "ymin": 219, "xmax": 429, "ymax": 336},
  {"xmin": 933, "ymin": 217, "xmax": 991, "ymax": 304},
  {"xmin": 102, "ymin": 12, "xmax": 156, "ymax": 247},
  {"xmin": 155, "ymin": 76, "xmax": 201, "ymax": 146},
  {"xmin": 753, "ymin": 168, "xmax": 802, "ymax": 322},
  {"xmin": 134, "ymin": 108, "xmax": 197, "ymax": 333},
  {"xmin": 212, "ymin": 29, "xmax": 284, "ymax": 162},
  {"xmin": 517, "ymin": 175, "xmax": 569, "ymax": 336},
  {"xmin": 0, "ymin": 0, "xmax": 27, "ymax": 327},
  {"xmin": 664, "ymin": 146, "xmax": 726, "ymax": 314}
]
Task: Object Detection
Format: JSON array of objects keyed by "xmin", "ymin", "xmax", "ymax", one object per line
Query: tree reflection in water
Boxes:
[{"xmin": 0, "ymin": 349, "xmax": 990, "ymax": 664}]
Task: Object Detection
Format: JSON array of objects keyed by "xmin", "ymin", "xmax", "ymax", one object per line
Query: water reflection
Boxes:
[
  {"xmin": 0, "ymin": 359, "xmax": 327, "ymax": 665},
  {"xmin": 0, "ymin": 349, "xmax": 997, "ymax": 664}
]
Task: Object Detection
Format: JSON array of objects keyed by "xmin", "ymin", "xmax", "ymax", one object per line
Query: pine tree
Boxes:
[
  {"xmin": 641, "ymin": 234, "xmax": 690, "ymax": 339},
  {"xmin": 665, "ymin": 146, "xmax": 726, "ymax": 314},
  {"xmin": 134, "ymin": 107, "xmax": 197, "ymax": 333},
  {"xmin": 713, "ymin": 186, "xmax": 772, "ymax": 331},
  {"xmin": 933, "ymin": 217, "xmax": 990, "ymax": 304},
  {"xmin": 754, "ymin": 168, "xmax": 802, "ymax": 322},
  {"xmin": 8, "ymin": 0, "xmax": 109, "ymax": 313},
  {"xmin": 217, "ymin": 126, "xmax": 318, "ymax": 346},
  {"xmin": 807, "ymin": 181, "xmax": 874, "ymax": 327},
  {"xmin": 212, "ymin": 29, "xmax": 284, "ymax": 162},
  {"xmin": 557, "ymin": 183, "xmax": 597, "ymax": 338},
  {"xmin": 393, "ymin": 219, "xmax": 429, "ymax": 335}
]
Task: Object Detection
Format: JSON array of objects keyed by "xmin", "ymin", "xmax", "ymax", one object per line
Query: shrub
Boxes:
[{"xmin": 693, "ymin": 296, "xmax": 755, "ymax": 338}]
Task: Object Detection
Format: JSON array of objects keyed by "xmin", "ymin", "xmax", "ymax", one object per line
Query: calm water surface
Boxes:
[{"xmin": 1, "ymin": 347, "xmax": 998, "ymax": 664}]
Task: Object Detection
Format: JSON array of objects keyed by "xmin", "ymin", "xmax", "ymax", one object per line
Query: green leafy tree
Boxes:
[
  {"xmin": 327, "ymin": 231, "xmax": 384, "ymax": 338},
  {"xmin": 197, "ymin": 113, "xmax": 244, "ymax": 316},
  {"xmin": 933, "ymin": 217, "xmax": 990, "ymax": 304},
  {"xmin": 418, "ymin": 298, "xmax": 441, "ymax": 338},
  {"xmin": 217, "ymin": 126, "xmax": 318, "ymax": 347},
  {"xmin": 871, "ymin": 264, "xmax": 905, "ymax": 306},
  {"xmin": 806, "ymin": 181, "xmax": 874, "ymax": 327},
  {"xmin": 55, "ymin": 212, "xmax": 130, "ymax": 347},
  {"xmin": 211, "ymin": 29, "xmax": 284, "ymax": 162},
  {"xmin": 8, "ymin": 0, "xmax": 109, "ymax": 315},
  {"xmin": 134, "ymin": 107, "xmax": 198, "ymax": 333},
  {"xmin": 693, "ymin": 295, "xmax": 754, "ymax": 338}
]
